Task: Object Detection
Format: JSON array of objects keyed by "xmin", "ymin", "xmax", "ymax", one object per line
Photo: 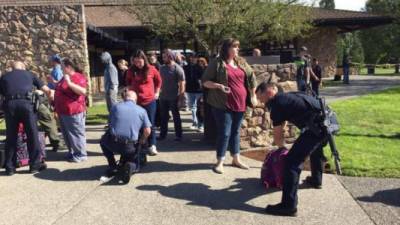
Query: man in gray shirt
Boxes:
[
  {"xmin": 101, "ymin": 51, "xmax": 119, "ymax": 112},
  {"xmin": 158, "ymin": 49, "xmax": 186, "ymax": 141}
]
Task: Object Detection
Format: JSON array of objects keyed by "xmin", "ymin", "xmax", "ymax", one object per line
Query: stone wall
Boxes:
[
  {"xmin": 298, "ymin": 27, "xmax": 338, "ymax": 77},
  {"xmin": 0, "ymin": 5, "xmax": 90, "ymax": 91},
  {"xmin": 240, "ymin": 64, "xmax": 298, "ymax": 149}
]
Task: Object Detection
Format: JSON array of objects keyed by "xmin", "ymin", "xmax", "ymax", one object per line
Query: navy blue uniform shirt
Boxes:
[
  {"xmin": 267, "ymin": 92, "xmax": 320, "ymax": 129},
  {"xmin": 109, "ymin": 100, "xmax": 152, "ymax": 141},
  {"xmin": 0, "ymin": 69, "xmax": 44, "ymax": 96}
]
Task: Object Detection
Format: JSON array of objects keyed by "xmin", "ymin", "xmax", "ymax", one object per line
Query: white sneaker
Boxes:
[
  {"xmin": 190, "ymin": 125, "xmax": 197, "ymax": 130},
  {"xmin": 198, "ymin": 127, "xmax": 204, "ymax": 132},
  {"xmin": 148, "ymin": 145, "xmax": 158, "ymax": 156}
]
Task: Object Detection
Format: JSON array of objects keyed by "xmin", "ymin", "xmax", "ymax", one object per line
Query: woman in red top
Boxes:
[
  {"xmin": 54, "ymin": 58, "xmax": 88, "ymax": 163},
  {"xmin": 126, "ymin": 50, "xmax": 162, "ymax": 155}
]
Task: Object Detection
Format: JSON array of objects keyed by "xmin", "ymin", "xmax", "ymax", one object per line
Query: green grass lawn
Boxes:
[
  {"xmin": 86, "ymin": 104, "xmax": 108, "ymax": 125},
  {"xmin": 329, "ymin": 87, "xmax": 400, "ymax": 178}
]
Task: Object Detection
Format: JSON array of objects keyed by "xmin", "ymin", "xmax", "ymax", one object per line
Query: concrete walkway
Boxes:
[
  {"xmin": 320, "ymin": 75, "xmax": 400, "ymax": 103},
  {"xmin": 0, "ymin": 121, "xmax": 372, "ymax": 225},
  {"xmin": 1, "ymin": 75, "xmax": 399, "ymax": 225}
]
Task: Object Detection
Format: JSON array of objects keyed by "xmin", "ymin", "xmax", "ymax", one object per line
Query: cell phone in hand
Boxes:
[{"xmin": 223, "ymin": 86, "xmax": 231, "ymax": 93}]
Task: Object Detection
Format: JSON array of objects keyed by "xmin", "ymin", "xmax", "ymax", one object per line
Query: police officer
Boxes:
[
  {"xmin": 100, "ymin": 89, "xmax": 151, "ymax": 184},
  {"xmin": 0, "ymin": 61, "xmax": 52, "ymax": 175},
  {"xmin": 256, "ymin": 82, "xmax": 326, "ymax": 217}
]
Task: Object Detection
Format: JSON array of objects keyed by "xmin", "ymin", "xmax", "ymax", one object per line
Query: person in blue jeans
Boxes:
[
  {"xmin": 158, "ymin": 49, "xmax": 186, "ymax": 142},
  {"xmin": 125, "ymin": 50, "xmax": 162, "ymax": 155},
  {"xmin": 184, "ymin": 55, "xmax": 204, "ymax": 131},
  {"xmin": 202, "ymin": 38, "xmax": 258, "ymax": 174},
  {"xmin": 342, "ymin": 54, "xmax": 351, "ymax": 84}
]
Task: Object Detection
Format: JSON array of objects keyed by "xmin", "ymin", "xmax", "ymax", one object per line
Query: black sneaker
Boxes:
[
  {"xmin": 120, "ymin": 163, "xmax": 132, "ymax": 184},
  {"xmin": 265, "ymin": 203, "xmax": 297, "ymax": 217},
  {"xmin": 29, "ymin": 162, "xmax": 47, "ymax": 174},
  {"xmin": 5, "ymin": 168, "xmax": 16, "ymax": 176},
  {"xmin": 105, "ymin": 168, "xmax": 118, "ymax": 178},
  {"xmin": 304, "ymin": 176, "xmax": 322, "ymax": 189}
]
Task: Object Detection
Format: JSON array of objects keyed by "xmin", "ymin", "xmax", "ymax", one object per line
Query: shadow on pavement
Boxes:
[
  {"xmin": 33, "ymin": 165, "xmax": 107, "ymax": 181},
  {"xmin": 140, "ymin": 161, "xmax": 214, "ymax": 173},
  {"xmin": 357, "ymin": 188, "xmax": 400, "ymax": 207},
  {"xmin": 136, "ymin": 178, "xmax": 276, "ymax": 214},
  {"xmin": 45, "ymin": 151, "xmax": 104, "ymax": 162}
]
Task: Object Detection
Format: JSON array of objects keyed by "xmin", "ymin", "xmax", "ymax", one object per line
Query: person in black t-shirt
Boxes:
[
  {"xmin": 256, "ymin": 82, "xmax": 327, "ymax": 217},
  {"xmin": 311, "ymin": 58, "xmax": 322, "ymax": 96}
]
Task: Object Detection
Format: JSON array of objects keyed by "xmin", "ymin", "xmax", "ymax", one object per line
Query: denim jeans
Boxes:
[
  {"xmin": 187, "ymin": 92, "xmax": 203, "ymax": 128},
  {"xmin": 159, "ymin": 98, "xmax": 182, "ymax": 138},
  {"xmin": 141, "ymin": 100, "xmax": 157, "ymax": 146},
  {"xmin": 211, "ymin": 107, "xmax": 244, "ymax": 160},
  {"xmin": 343, "ymin": 67, "xmax": 350, "ymax": 84},
  {"xmin": 296, "ymin": 79, "xmax": 306, "ymax": 92}
]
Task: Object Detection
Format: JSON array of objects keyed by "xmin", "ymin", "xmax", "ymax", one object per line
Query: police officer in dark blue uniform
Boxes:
[
  {"xmin": 256, "ymin": 82, "xmax": 327, "ymax": 217},
  {"xmin": 0, "ymin": 61, "xmax": 52, "ymax": 175}
]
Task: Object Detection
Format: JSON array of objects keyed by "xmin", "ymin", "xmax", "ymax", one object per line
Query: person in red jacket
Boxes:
[{"xmin": 126, "ymin": 50, "xmax": 162, "ymax": 156}]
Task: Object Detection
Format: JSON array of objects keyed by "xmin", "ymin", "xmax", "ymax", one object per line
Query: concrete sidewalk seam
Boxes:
[
  {"xmin": 335, "ymin": 176, "xmax": 377, "ymax": 225},
  {"xmin": 50, "ymin": 184, "xmax": 102, "ymax": 225}
]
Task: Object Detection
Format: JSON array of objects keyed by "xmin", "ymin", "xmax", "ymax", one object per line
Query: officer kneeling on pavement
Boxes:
[
  {"xmin": 256, "ymin": 82, "xmax": 327, "ymax": 217},
  {"xmin": 0, "ymin": 61, "xmax": 52, "ymax": 175},
  {"xmin": 100, "ymin": 89, "xmax": 151, "ymax": 184}
]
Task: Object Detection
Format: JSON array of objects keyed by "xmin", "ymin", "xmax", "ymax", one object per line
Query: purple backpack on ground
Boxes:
[
  {"xmin": 16, "ymin": 125, "xmax": 46, "ymax": 167},
  {"xmin": 261, "ymin": 147, "xmax": 289, "ymax": 189}
]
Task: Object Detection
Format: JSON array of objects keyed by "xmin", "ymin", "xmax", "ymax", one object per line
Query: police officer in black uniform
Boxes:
[
  {"xmin": 256, "ymin": 82, "xmax": 327, "ymax": 217},
  {"xmin": 0, "ymin": 61, "xmax": 51, "ymax": 175}
]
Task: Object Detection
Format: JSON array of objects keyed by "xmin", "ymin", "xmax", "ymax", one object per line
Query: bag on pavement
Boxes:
[
  {"xmin": 16, "ymin": 123, "xmax": 46, "ymax": 167},
  {"xmin": 261, "ymin": 147, "xmax": 289, "ymax": 189}
]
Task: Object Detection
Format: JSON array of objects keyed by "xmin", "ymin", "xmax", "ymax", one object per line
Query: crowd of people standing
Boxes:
[{"xmin": 1, "ymin": 37, "xmax": 330, "ymax": 217}]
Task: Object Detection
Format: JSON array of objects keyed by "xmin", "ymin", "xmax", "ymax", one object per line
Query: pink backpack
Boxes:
[
  {"xmin": 16, "ymin": 123, "xmax": 46, "ymax": 167},
  {"xmin": 261, "ymin": 147, "xmax": 289, "ymax": 189}
]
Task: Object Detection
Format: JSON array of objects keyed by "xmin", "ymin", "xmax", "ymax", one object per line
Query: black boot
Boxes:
[
  {"xmin": 304, "ymin": 176, "xmax": 322, "ymax": 189},
  {"xmin": 265, "ymin": 203, "xmax": 297, "ymax": 217},
  {"xmin": 120, "ymin": 163, "xmax": 132, "ymax": 184}
]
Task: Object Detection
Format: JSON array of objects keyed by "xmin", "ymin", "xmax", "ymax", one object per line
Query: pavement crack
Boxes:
[{"xmin": 50, "ymin": 183, "xmax": 102, "ymax": 225}]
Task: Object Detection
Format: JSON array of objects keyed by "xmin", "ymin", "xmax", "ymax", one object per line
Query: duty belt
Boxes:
[
  {"xmin": 109, "ymin": 132, "xmax": 136, "ymax": 144},
  {"xmin": 5, "ymin": 92, "xmax": 33, "ymax": 101}
]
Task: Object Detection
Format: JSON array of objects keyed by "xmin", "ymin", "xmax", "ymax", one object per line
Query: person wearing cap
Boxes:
[{"xmin": 47, "ymin": 54, "xmax": 64, "ymax": 90}]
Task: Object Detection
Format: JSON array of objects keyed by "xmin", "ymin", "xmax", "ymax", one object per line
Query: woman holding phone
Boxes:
[{"xmin": 202, "ymin": 38, "xmax": 258, "ymax": 174}]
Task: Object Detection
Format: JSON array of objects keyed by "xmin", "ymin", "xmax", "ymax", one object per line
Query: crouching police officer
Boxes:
[
  {"xmin": 256, "ymin": 82, "xmax": 327, "ymax": 217},
  {"xmin": 0, "ymin": 61, "xmax": 52, "ymax": 175},
  {"xmin": 100, "ymin": 89, "xmax": 151, "ymax": 184}
]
